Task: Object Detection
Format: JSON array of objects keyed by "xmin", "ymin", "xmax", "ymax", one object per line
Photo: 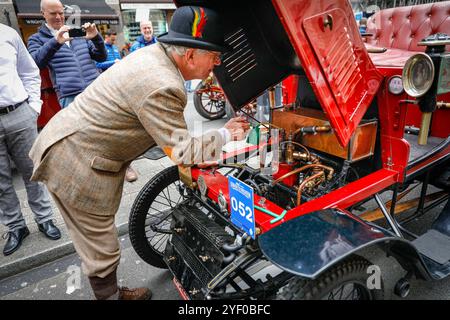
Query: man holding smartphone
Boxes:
[{"xmin": 27, "ymin": 0, "xmax": 107, "ymax": 108}]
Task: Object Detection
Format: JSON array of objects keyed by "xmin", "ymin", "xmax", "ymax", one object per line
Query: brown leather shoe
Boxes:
[
  {"xmin": 89, "ymin": 270, "xmax": 119, "ymax": 300},
  {"xmin": 125, "ymin": 166, "xmax": 138, "ymax": 182},
  {"xmin": 118, "ymin": 287, "xmax": 152, "ymax": 300}
]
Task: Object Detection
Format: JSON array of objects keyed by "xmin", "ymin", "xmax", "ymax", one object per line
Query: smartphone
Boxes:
[{"xmin": 68, "ymin": 28, "xmax": 86, "ymax": 38}]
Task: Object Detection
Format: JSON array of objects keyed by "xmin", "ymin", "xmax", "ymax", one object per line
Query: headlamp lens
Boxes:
[{"xmin": 403, "ymin": 53, "xmax": 435, "ymax": 98}]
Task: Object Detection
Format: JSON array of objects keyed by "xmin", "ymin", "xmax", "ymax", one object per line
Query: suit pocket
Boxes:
[
  {"xmin": 26, "ymin": 102, "xmax": 39, "ymax": 120},
  {"xmin": 90, "ymin": 156, "xmax": 123, "ymax": 173}
]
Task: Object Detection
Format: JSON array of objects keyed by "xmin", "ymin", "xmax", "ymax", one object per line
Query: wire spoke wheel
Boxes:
[
  {"xmin": 144, "ymin": 181, "xmax": 183, "ymax": 254},
  {"xmin": 129, "ymin": 166, "xmax": 183, "ymax": 268},
  {"xmin": 194, "ymin": 81, "xmax": 226, "ymax": 120}
]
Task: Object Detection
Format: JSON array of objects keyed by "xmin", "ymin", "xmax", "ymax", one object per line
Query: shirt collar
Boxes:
[{"xmin": 45, "ymin": 23, "xmax": 57, "ymax": 36}]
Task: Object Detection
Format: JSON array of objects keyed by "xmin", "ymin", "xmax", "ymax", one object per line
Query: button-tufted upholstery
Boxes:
[{"xmin": 366, "ymin": 1, "xmax": 450, "ymax": 52}]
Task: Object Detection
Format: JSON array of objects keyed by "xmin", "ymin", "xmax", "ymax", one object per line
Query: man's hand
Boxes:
[
  {"xmin": 83, "ymin": 22, "xmax": 98, "ymax": 40},
  {"xmin": 197, "ymin": 161, "xmax": 219, "ymax": 169},
  {"xmin": 55, "ymin": 26, "xmax": 71, "ymax": 44},
  {"xmin": 224, "ymin": 116, "xmax": 251, "ymax": 141}
]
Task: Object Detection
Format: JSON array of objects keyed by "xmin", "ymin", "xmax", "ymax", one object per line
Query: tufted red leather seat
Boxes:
[{"xmin": 366, "ymin": 1, "xmax": 450, "ymax": 52}]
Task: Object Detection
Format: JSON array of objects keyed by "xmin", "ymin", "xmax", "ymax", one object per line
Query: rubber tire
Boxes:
[
  {"xmin": 193, "ymin": 82, "xmax": 226, "ymax": 120},
  {"xmin": 129, "ymin": 166, "xmax": 180, "ymax": 269},
  {"xmin": 277, "ymin": 256, "xmax": 384, "ymax": 300}
]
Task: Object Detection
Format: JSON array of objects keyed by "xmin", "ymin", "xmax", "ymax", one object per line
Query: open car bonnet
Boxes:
[{"xmin": 175, "ymin": 0, "xmax": 383, "ymax": 147}]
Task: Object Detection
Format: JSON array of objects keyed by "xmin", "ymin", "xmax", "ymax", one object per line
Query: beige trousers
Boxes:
[{"xmin": 50, "ymin": 192, "xmax": 121, "ymax": 278}]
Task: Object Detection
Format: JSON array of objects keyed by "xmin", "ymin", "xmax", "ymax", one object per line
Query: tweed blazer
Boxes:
[{"xmin": 29, "ymin": 43, "xmax": 224, "ymax": 215}]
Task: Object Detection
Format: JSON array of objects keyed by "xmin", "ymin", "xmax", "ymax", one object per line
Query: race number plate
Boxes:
[{"xmin": 228, "ymin": 175, "xmax": 256, "ymax": 239}]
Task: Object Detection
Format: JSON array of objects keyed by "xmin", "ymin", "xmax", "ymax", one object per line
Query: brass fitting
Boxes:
[
  {"xmin": 292, "ymin": 151, "xmax": 309, "ymax": 162},
  {"xmin": 285, "ymin": 137, "xmax": 295, "ymax": 164},
  {"xmin": 437, "ymin": 101, "xmax": 450, "ymax": 109},
  {"xmin": 297, "ymin": 171, "xmax": 325, "ymax": 206},
  {"xmin": 418, "ymin": 112, "xmax": 432, "ymax": 145}
]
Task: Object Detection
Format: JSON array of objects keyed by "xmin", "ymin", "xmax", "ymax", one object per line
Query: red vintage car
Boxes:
[
  {"xmin": 129, "ymin": 0, "xmax": 450, "ymax": 300},
  {"xmin": 37, "ymin": 68, "xmax": 61, "ymax": 129}
]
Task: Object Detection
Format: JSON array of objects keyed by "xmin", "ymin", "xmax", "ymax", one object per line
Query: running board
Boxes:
[
  {"xmin": 412, "ymin": 230, "xmax": 450, "ymax": 279},
  {"xmin": 413, "ymin": 230, "xmax": 450, "ymax": 265},
  {"xmin": 405, "ymin": 137, "xmax": 450, "ymax": 183}
]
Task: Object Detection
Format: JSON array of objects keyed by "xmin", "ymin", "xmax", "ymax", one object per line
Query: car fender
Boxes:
[{"xmin": 258, "ymin": 208, "xmax": 421, "ymax": 280}]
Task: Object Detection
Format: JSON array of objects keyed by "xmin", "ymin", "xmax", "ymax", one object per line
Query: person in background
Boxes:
[
  {"xmin": 96, "ymin": 30, "xmax": 121, "ymax": 72},
  {"xmin": 130, "ymin": 20, "xmax": 157, "ymax": 53},
  {"xmin": 0, "ymin": 23, "xmax": 61, "ymax": 256},
  {"xmin": 27, "ymin": 0, "xmax": 107, "ymax": 109},
  {"xmin": 359, "ymin": 17, "xmax": 368, "ymax": 34},
  {"xmin": 120, "ymin": 42, "xmax": 131, "ymax": 57}
]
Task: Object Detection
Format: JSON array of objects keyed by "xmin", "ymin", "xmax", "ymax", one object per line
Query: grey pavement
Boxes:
[
  {"xmin": 0, "ymin": 92, "xmax": 227, "ymax": 280},
  {"xmin": 0, "ymin": 235, "xmax": 180, "ymax": 300}
]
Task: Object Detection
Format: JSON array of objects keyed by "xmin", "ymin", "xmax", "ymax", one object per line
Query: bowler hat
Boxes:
[{"xmin": 158, "ymin": 6, "xmax": 229, "ymax": 53}]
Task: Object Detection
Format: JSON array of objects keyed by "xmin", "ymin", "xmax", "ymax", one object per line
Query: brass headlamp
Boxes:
[{"xmin": 402, "ymin": 53, "xmax": 435, "ymax": 98}]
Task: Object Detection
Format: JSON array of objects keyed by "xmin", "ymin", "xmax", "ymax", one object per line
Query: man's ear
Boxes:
[{"xmin": 185, "ymin": 48, "xmax": 196, "ymax": 66}]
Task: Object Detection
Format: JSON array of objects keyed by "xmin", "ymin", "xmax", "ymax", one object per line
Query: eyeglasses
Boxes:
[
  {"xmin": 207, "ymin": 52, "xmax": 222, "ymax": 64},
  {"xmin": 195, "ymin": 49, "xmax": 223, "ymax": 65}
]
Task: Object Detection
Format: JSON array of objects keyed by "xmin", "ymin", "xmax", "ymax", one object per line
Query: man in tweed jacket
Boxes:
[{"xmin": 29, "ymin": 6, "xmax": 249, "ymax": 300}]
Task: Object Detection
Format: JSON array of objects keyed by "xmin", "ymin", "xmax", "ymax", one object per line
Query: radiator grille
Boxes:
[
  {"xmin": 178, "ymin": 205, "xmax": 232, "ymax": 249},
  {"xmin": 170, "ymin": 234, "xmax": 213, "ymax": 286},
  {"xmin": 222, "ymin": 28, "xmax": 258, "ymax": 82}
]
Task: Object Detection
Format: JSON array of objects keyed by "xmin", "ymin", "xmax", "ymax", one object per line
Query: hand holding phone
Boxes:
[
  {"xmin": 68, "ymin": 28, "xmax": 86, "ymax": 38},
  {"xmin": 55, "ymin": 26, "xmax": 71, "ymax": 44},
  {"xmin": 82, "ymin": 22, "xmax": 99, "ymax": 40}
]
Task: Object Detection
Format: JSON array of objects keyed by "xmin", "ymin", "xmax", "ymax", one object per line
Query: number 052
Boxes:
[{"xmin": 231, "ymin": 197, "xmax": 253, "ymax": 223}]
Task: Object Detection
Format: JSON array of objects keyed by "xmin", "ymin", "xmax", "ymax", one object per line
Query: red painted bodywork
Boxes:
[
  {"xmin": 185, "ymin": 0, "xmax": 449, "ymax": 237},
  {"xmin": 271, "ymin": 0, "xmax": 384, "ymax": 147},
  {"xmin": 37, "ymin": 68, "xmax": 61, "ymax": 129},
  {"xmin": 407, "ymin": 144, "xmax": 450, "ymax": 177},
  {"xmin": 364, "ymin": 1, "xmax": 450, "ymax": 138},
  {"xmin": 273, "ymin": 163, "xmax": 297, "ymax": 187},
  {"xmin": 282, "ymin": 75, "xmax": 298, "ymax": 106},
  {"xmin": 367, "ymin": 47, "xmax": 450, "ymax": 139}
]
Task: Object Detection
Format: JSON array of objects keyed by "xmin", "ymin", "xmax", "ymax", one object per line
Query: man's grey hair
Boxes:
[
  {"xmin": 140, "ymin": 20, "xmax": 153, "ymax": 27},
  {"xmin": 40, "ymin": 0, "xmax": 63, "ymax": 12},
  {"xmin": 161, "ymin": 43, "xmax": 188, "ymax": 56},
  {"xmin": 160, "ymin": 43, "xmax": 210, "ymax": 56}
]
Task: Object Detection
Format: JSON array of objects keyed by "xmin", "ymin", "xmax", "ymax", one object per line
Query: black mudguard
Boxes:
[{"xmin": 258, "ymin": 209, "xmax": 434, "ymax": 280}]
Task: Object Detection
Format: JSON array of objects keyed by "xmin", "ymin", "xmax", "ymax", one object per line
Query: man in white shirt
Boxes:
[{"xmin": 0, "ymin": 23, "xmax": 61, "ymax": 256}]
